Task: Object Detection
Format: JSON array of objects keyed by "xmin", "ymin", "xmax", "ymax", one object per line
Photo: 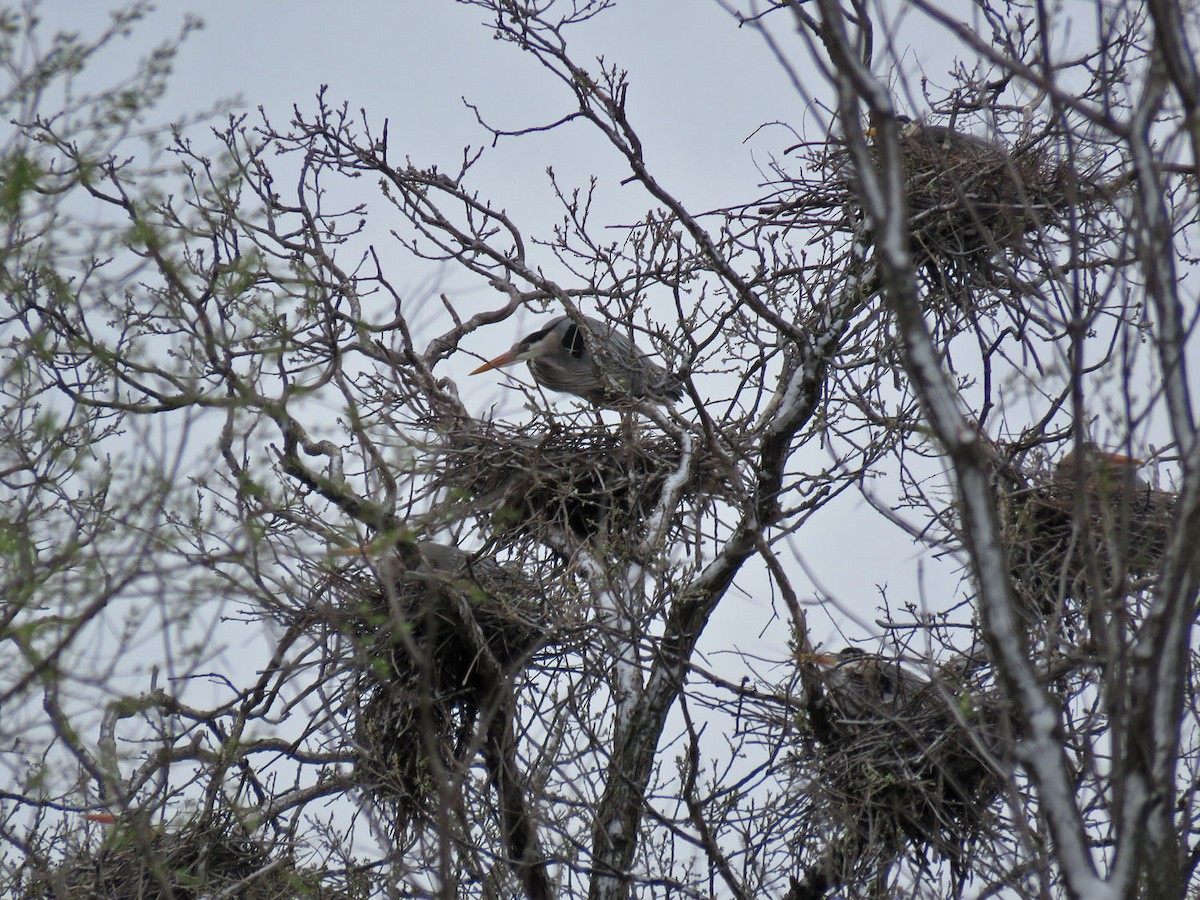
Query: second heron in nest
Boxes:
[
  {"xmin": 998, "ymin": 441, "xmax": 1172, "ymax": 625},
  {"xmin": 803, "ymin": 646, "xmax": 926, "ymax": 724},
  {"xmin": 1054, "ymin": 441, "xmax": 1149, "ymax": 497}
]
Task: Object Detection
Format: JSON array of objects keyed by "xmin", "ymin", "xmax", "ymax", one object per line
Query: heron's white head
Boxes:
[{"xmin": 469, "ymin": 317, "xmax": 582, "ymax": 374}]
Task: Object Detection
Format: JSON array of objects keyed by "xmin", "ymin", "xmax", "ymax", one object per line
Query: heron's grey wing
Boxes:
[
  {"xmin": 415, "ymin": 541, "xmax": 469, "ymax": 573},
  {"xmin": 910, "ymin": 123, "xmax": 1002, "ymax": 156},
  {"xmin": 584, "ymin": 320, "xmax": 680, "ymax": 401}
]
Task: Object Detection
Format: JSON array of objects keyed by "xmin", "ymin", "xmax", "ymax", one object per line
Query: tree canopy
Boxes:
[{"xmin": 1, "ymin": 1, "xmax": 1198, "ymax": 898}]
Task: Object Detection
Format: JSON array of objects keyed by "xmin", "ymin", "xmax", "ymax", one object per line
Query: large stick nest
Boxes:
[
  {"xmin": 995, "ymin": 458, "xmax": 1175, "ymax": 624},
  {"xmin": 758, "ymin": 120, "xmax": 1122, "ymax": 313},
  {"xmin": 431, "ymin": 418, "xmax": 734, "ymax": 542},
  {"xmin": 326, "ymin": 542, "xmax": 553, "ymax": 830},
  {"xmin": 792, "ymin": 654, "xmax": 1013, "ymax": 891},
  {"xmin": 837, "ymin": 125, "xmax": 1092, "ymax": 281},
  {"xmin": 17, "ymin": 811, "xmax": 354, "ymax": 899}
]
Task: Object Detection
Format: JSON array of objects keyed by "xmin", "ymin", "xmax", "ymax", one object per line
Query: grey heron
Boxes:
[
  {"xmin": 890, "ymin": 114, "xmax": 1003, "ymax": 155},
  {"xmin": 469, "ymin": 315, "xmax": 682, "ymax": 405},
  {"xmin": 1056, "ymin": 444, "xmax": 1147, "ymax": 508},
  {"xmin": 1054, "ymin": 441, "xmax": 1146, "ymax": 492},
  {"xmin": 804, "ymin": 646, "xmax": 928, "ymax": 720}
]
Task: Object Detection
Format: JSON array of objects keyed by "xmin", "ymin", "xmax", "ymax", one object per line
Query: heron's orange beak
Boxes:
[
  {"xmin": 1102, "ymin": 452, "xmax": 1144, "ymax": 467},
  {"xmin": 469, "ymin": 349, "xmax": 520, "ymax": 375}
]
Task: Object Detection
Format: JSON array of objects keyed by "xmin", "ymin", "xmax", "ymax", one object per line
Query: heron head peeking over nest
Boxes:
[
  {"xmin": 802, "ymin": 646, "xmax": 928, "ymax": 718},
  {"xmin": 1054, "ymin": 441, "xmax": 1148, "ymax": 494}
]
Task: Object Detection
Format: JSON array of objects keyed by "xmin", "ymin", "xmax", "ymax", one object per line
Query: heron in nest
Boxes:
[
  {"xmin": 332, "ymin": 539, "xmax": 541, "ymax": 622},
  {"xmin": 889, "ymin": 115, "xmax": 1004, "ymax": 156},
  {"xmin": 470, "ymin": 315, "xmax": 682, "ymax": 405},
  {"xmin": 802, "ymin": 646, "xmax": 928, "ymax": 720},
  {"xmin": 1054, "ymin": 441, "xmax": 1148, "ymax": 495}
]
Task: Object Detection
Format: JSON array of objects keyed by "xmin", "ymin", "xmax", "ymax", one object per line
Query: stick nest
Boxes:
[
  {"xmin": 996, "ymin": 459, "xmax": 1175, "ymax": 623},
  {"xmin": 837, "ymin": 127, "xmax": 1088, "ymax": 281},
  {"xmin": 793, "ymin": 656, "xmax": 1012, "ymax": 888},
  {"xmin": 431, "ymin": 419, "xmax": 732, "ymax": 542},
  {"xmin": 17, "ymin": 812, "xmax": 352, "ymax": 899},
  {"xmin": 327, "ymin": 543, "xmax": 552, "ymax": 830}
]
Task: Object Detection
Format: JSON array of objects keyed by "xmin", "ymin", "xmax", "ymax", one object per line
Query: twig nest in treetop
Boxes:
[
  {"xmin": 992, "ymin": 443, "xmax": 1174, "ymax": 624},
  {"xmin": 321, "ymin": 541, "xmax": 551, "ymax": 829},
  {"xmin": 431, "ymin": 417, "xmax": 735, "ymax": 543},
  {"xmin": 22, "ymin": 809, "xmax": 337, "ymax": 899},
  {"xmin": 876, "ymin": 119, "xmax": 1066, "ymax": 259},
  {"xmin": 792, "ymin": 648, "xmax": 1013, "ymax": 879},
  {"xmin": 833, "ymin": 116, "xmax": 1112, "ymax": 284}
]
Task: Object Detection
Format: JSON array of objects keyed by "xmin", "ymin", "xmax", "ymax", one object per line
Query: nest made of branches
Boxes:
[
  {"xmin": 997, "ymin": 459, "xmax": 1175, "ymax": 624},
  {"xmin": 431, "ymin": 419, "xmax": 734, "ymax": 543},
  {"xmin": 325, "ymin": 543, "xmax": 552, "ymax": 830},
  {"xmin": 838, "ymin": 126, "xmax": 1092, "ymax": 279},
  {"xmin": 793, "ymin": 656, "xmax": 1013, "ymax": 891},
  {"xmin": 18, "ymin": 811, "xmax": 355, "ymax": 900}
]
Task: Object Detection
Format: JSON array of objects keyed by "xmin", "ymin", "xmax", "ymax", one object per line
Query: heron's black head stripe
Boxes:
[
  {"xmin": 519, "ymin": 324, "xmax": 557, "ymax": 352},
  {"xmin": 561, "ymin": 323, "xmax": 587, "ymax": 359}
]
